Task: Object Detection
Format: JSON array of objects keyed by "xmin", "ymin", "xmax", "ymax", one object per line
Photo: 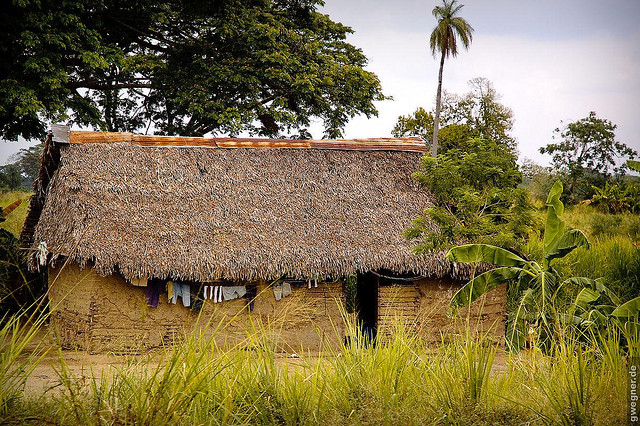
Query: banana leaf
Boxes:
[
  {"xmin": 446, "ymin": 244, "xmax": 527, "ymax": 267},
  {"xmin": 543, "ymin": 180, "xmax": 565, "ymax": 255},
  {"xmin": 594, "ymin": 305, "xmax": 616, "ymax": 315},
  {"xmin": 562, "ymin": 277, "xmax": 620, "ymax": 305},
  {"xmin": 450, "ymin": 266, "xmax": 522, "ymax": 307},
  {"xmin": 545, "ymin": 229, "xmax": 589, "ymax": 264},
  {"xmin": 583, "ymin": 309, "xmax": 609, "ymax": 326},
  {"xmin": 557, "ymin": 313, "xmax": 586, "ymax": 326},
  {"xmin": 573, "ymin": 287, "xmax": 600, "ymax": 310},
  {"xmin": 611, "ymin": 296, "xmax": 640, "ymax": 318}
]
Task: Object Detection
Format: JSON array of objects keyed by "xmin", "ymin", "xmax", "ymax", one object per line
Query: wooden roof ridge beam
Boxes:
[
  {"xmin": 70, "ymin": 130, "xmax": 133, "ymax": 143},
  {"xmin": 67, "ymin": 130, "xmax": 427, "ymax": 151}
]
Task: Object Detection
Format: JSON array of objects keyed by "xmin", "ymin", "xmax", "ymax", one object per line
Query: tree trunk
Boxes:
[{"xmin": 431, "ymin": 50, "xmax": 446, "ymax": 157}]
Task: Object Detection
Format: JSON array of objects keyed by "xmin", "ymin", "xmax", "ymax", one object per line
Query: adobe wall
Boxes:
[
  {"xmin": 48, "ymin": 263, "xmax": 505, "ymax": 353},
  {"xmin": 377, "ymin": 277, "xmax": 506, "ymax": 344},
  {"xmin": 48, "ymin": 263, "xmax": 345, "ymax": 354}
]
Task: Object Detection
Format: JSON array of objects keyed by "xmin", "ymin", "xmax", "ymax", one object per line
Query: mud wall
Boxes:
[
  {"xmin": 377, "ymin": 277, "xmax": 506, "ymax": 344},
  {"xmin": 48, "ymin": 263, "xmax": 345, "ymax": 354}
]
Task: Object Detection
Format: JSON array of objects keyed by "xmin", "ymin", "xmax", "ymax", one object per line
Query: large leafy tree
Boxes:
[
  {"xmin": 539, "ymin": 111, "xmax": 637, "ymax": 201},
  {"xmin": 0, "ymin": 164, "xmax": 22, "ymax": 191},
  {"xmin": 429, "ymin": 0, "xmax": 473, "ymax": 157},
  {"xmin": 405, "ymin": 137, "xmax": 533, "ymax": 253},
  {"xmin": 0, "ymin": 0, "xmax": 386, "ymax": 140},
  {"xmin": 12, "ymin": 144, "xmax": 43, "ymax": 185},
  {"xmin": 393, "ymin": 78, "xmax": 514, "ymax": 154}
]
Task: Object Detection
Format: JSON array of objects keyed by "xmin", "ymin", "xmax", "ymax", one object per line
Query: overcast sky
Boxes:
[
  {"xmin": 318, "ymin": 0, "xmax": 640, "ymax": 165},
  {"xmin": 2, "ymin": 0, "xmax": 639, "ymax": 165}
]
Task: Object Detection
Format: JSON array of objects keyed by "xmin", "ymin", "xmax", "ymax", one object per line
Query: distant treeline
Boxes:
[{"xmin": 0, "ymin": 144, "xmax": 42, "ymax": 191}]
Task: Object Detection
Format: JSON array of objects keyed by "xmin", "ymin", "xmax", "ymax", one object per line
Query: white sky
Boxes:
[
  {"xmin": 316, "ymin": 0, "xmax": 640, "ymax": 166},
  {"xmin": 2, "ymin": 0, "xmax": 639, "ymax": 166}
]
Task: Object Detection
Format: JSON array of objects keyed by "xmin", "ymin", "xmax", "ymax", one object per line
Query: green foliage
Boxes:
[
  {"xmin": 344, "ymin": 274, "xmax": 357, "ymax": 313},
  {"xmin": 448, "ymin": 181, "xmax": 640, "ymax": 350},
  {"xmin": 531, "ymin": 342, "xmax": 597, "ymax": 426},
  {"xmin": 393, "ymin": 78, "xmax": 515, "ymax": 154},
  {"xmin": 0, "ymin": 164, "xmax": 22, "ymax": 191},
  {"xmin": 0, "ymin": 228, "xmax": 47, "ymax": 315},
  {"xmin": 587, "ymin": 180, "xmax": 640, "ymax": 214},
  {"xmin": 554, "ymin": 235, "xmax": 640, "ymax": 305},
  {"xmin": 406, "ymin": 138, "xmax": 533, "ymax": 252},
  {"xmin": 627, "ymin": 159, "xmax": 640, "ymax": 173},
  {"xmin": 12, "ymin": 143, "xmax": 43, "ymax": 185},
  {"xmin": 0, "ymin": 191, "xmax": 46, "ymax": 315},
  {"xmin": 0, "ymin": 307, "xmax": 49, "ymax": 415},
  {"xmin": 430, "ymin": 0, "xmax": 474, "ymax": 59},
  {"xmin": 2, "ymin": 309, "xmax": 633, "ymax": 425},
  {"xmin": 540, "ymin": 111, "xmax": 637, "ymax": 201},
  {"xmin": 1, "ymin": 0, "xmax": 386, "ymax": 140},
  {"xmin": 520, "ymin": 158, "xmax": 561, "ymax": 204},
  {"xmin": 392, "ymin": 107, "xmax": 434, "ymax": 143},
  {"xmin": 0, "ymin": 144, "xmax": 43, "ymax": 190}
]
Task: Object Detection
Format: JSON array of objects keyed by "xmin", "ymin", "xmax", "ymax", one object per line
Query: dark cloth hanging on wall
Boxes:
[
  {"xmin": 146, "ymin": 278, "xmax": 164, "ymax": 308},
  {"xmin": 245, "ymin": 285, "xmax": 257, "ymax": 311}
]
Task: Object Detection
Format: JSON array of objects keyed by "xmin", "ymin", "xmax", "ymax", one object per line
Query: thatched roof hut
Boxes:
[{"xmin": 21, "ymin": 128, "xmax": 456, "ymax": 283}]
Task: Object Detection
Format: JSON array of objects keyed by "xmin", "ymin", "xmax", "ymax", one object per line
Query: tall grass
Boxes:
[
  {"xmin": 2, "ymin": 306, "xmax": 632, "ymax": 425},
  {"xmin": 0, "ymin": 306, "xmax": 49, "ymax": 415},
  {"xmin": 0, "ymin": 190, "xmax": 31, "ymax": 237}
]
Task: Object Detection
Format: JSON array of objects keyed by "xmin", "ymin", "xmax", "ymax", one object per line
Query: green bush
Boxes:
[{"xmin": 407, "ymin": 138, "xmax": 535, "ymax": 253}]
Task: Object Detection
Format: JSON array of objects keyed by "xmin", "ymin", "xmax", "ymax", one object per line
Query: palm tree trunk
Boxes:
[{"xmin": 431, "ymin": 49, "xmax": 446, "ymax": 157}]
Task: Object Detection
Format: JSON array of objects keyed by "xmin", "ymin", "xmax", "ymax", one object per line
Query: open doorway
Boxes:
[{"xmin": 356, "ymin": 272, "xmax": 378, "ymax": 343}]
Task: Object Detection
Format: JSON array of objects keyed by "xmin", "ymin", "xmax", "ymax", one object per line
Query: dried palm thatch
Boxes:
[{"xmin": 23, "ymin": 133, "xmax": 463, "ymax": 282}]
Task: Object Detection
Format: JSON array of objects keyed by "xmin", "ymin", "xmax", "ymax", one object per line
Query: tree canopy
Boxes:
[
  {"xmin": 540, "ymin": 111, "xmax": 637, "ymax": 201},
  {"xmin": 1, "ymin": 0, "xmax": 386, "ymax": 141},
  {"xmin": 393, "ymin": 78, "xmax": 515, "ymax": 154},
  {"xmin": 405, "ymin": 138, "xmax": 533, "ymax": 253}
]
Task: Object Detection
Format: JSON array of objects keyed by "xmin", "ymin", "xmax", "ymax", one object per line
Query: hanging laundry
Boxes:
[
  {"xmin": 273, "ymin": 282, "xmax": 292, "ymax": 301},
  {"xmin": 167, "ymin": 281, "xmax": 174, "ymax": 302},
  {"xmin": 222, "ymin": 286, "xmax": 247, "ymax": 301},
  {"xmin": 171, "ymin": 282, "xmax": 191, "ymax": 307},
  {"xmin": 146, "ymin": 278, "xmax": 163, "ymax": 308},
  {"xmin": 246, "ymin": 285, "xmax": 257, "ymax": 311}
]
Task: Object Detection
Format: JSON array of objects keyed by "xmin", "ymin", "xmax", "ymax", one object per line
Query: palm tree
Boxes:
[{"xmin": 429, "ymin": 0, "xmax": 474, "ymax": 156}]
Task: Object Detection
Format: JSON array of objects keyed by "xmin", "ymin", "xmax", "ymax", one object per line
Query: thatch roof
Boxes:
[{"xmin": 23, "ymin": 131, "xmax": 461, "ymax": 282}]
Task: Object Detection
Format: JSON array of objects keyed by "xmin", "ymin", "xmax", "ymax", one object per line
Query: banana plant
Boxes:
[
  {"xmin": 446, "ymin": 181, "xmax": 590, "ymax": 348},
  {"xmin": 447, "ymin": 180, "xmax": 640, "ymax": 348}
]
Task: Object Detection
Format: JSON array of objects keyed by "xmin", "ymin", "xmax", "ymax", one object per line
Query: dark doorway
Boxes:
[{"xmin": 356, "ymin": 272, "xmax": 378, "ymax": 343}]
